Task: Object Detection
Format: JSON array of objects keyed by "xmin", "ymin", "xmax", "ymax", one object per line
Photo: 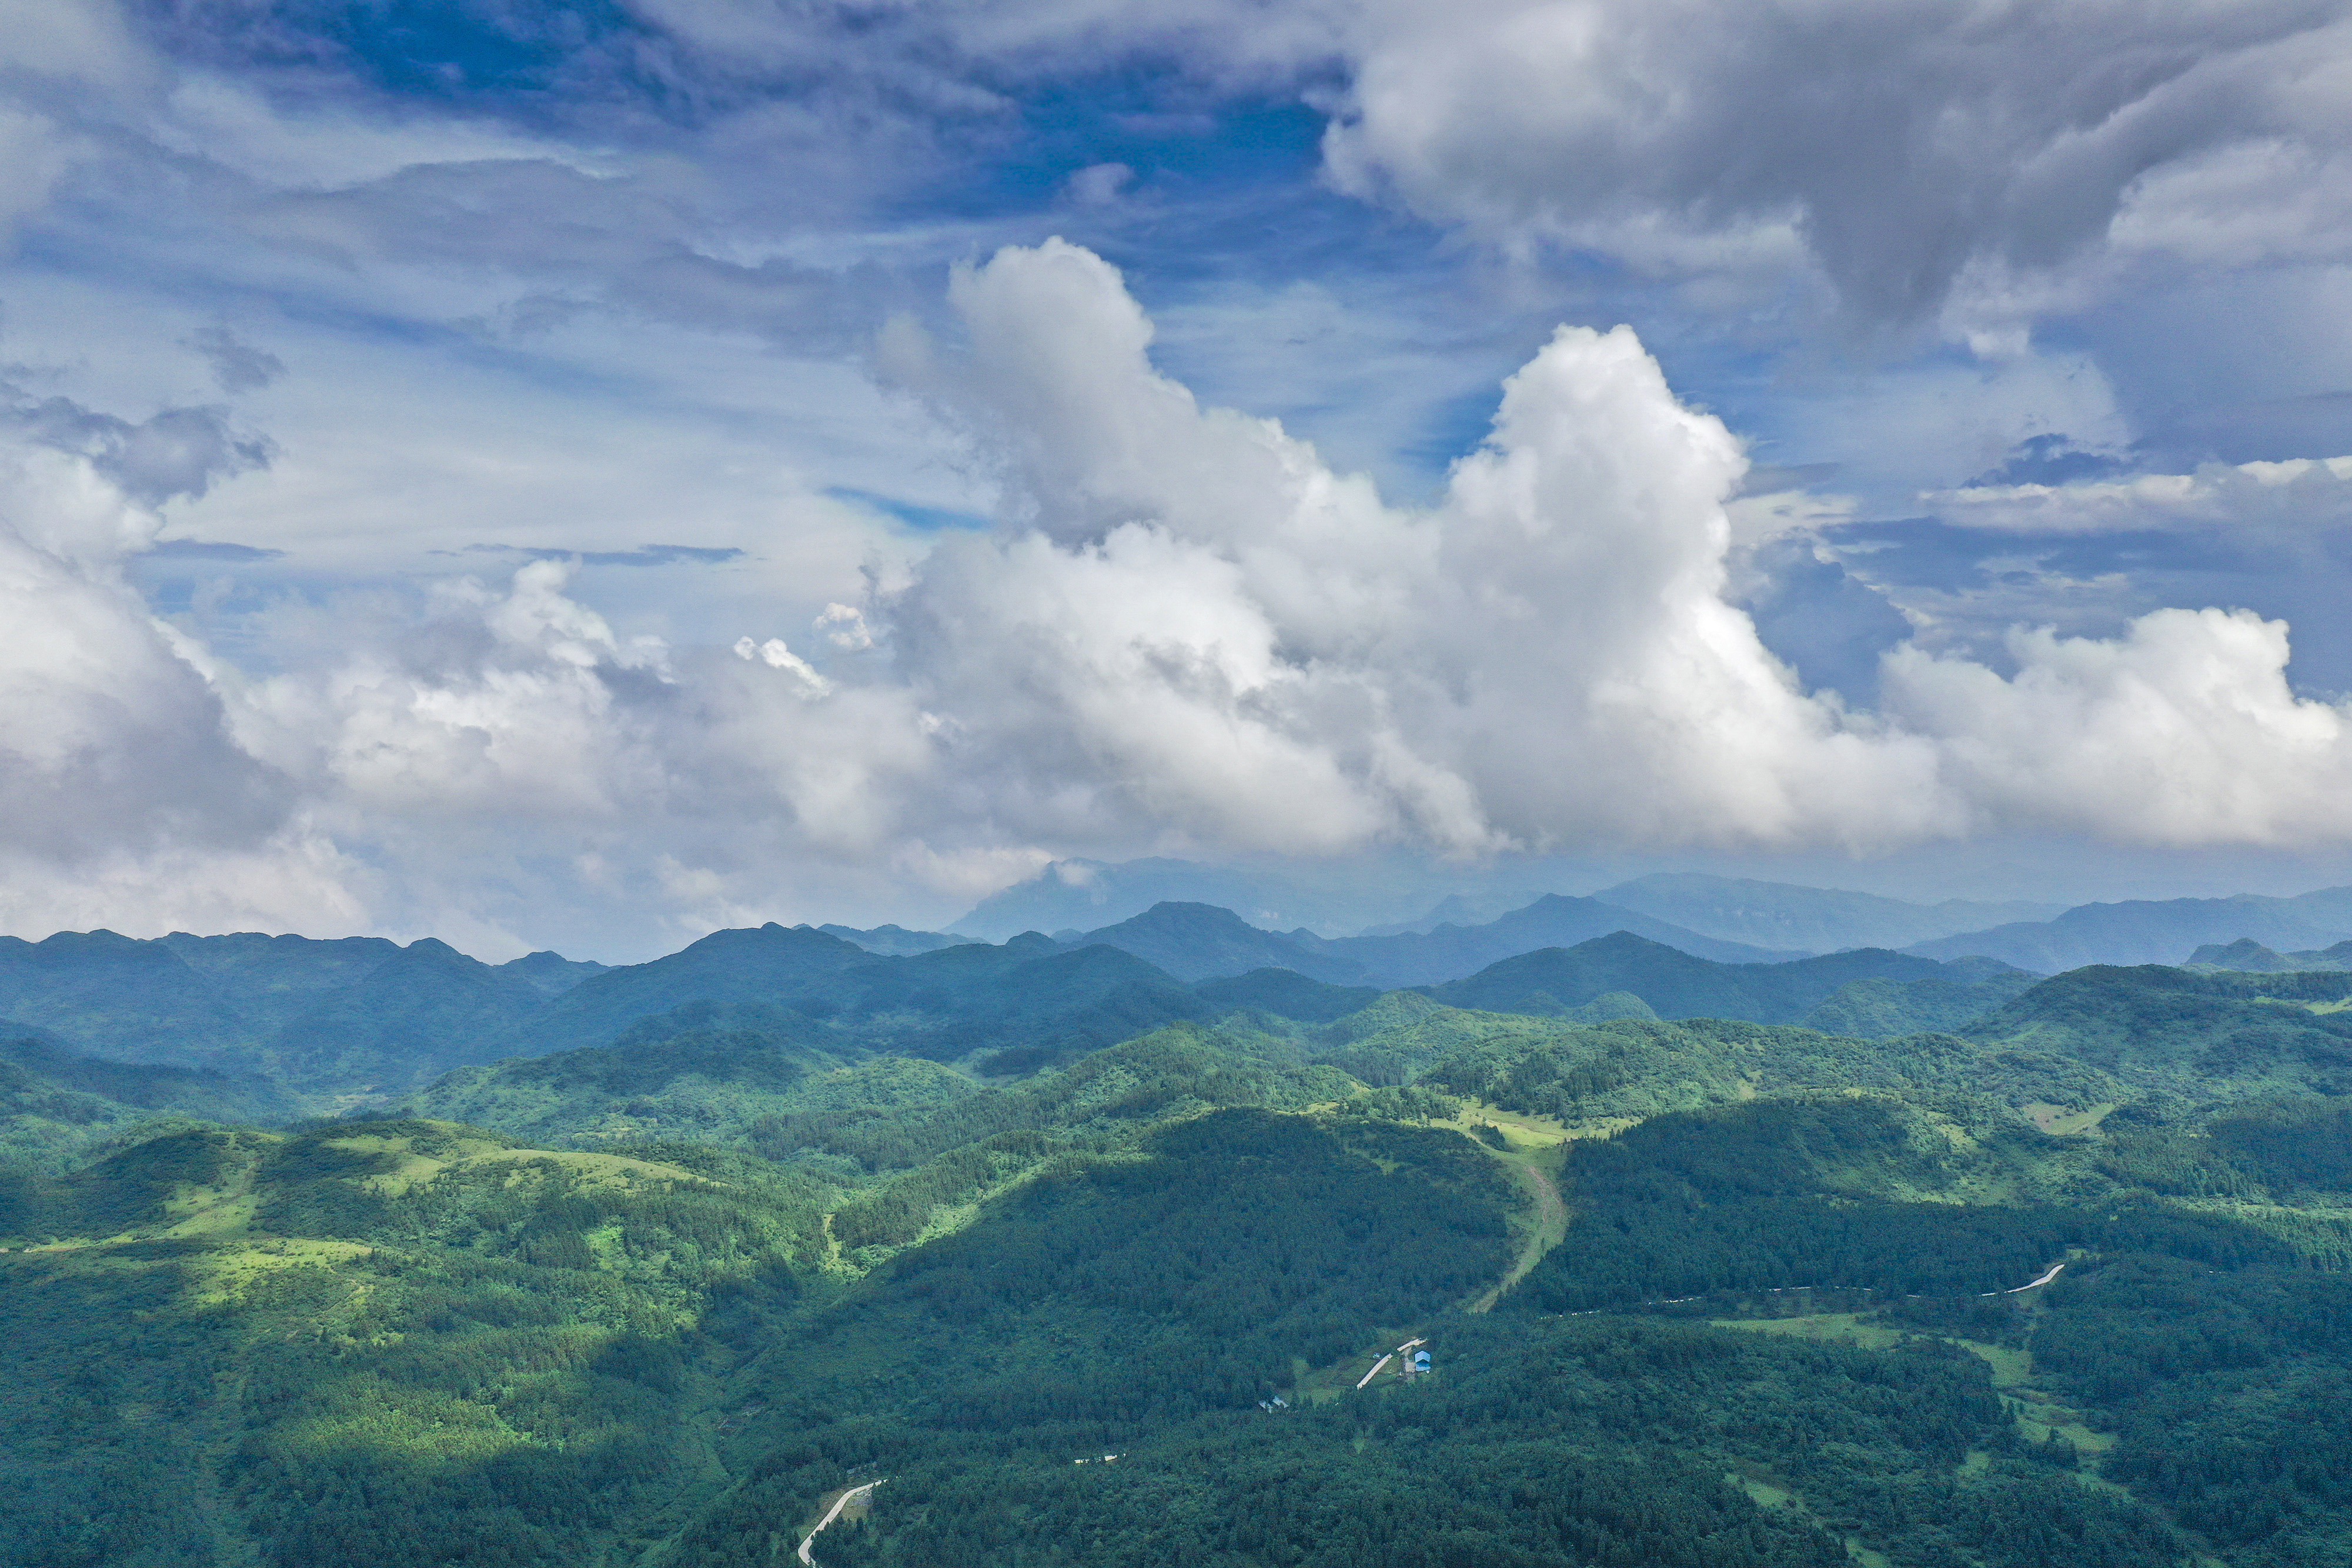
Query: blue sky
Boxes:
[{"xmin": 4, "ymin": 1, "xmax": 2352, "ymax": 958}]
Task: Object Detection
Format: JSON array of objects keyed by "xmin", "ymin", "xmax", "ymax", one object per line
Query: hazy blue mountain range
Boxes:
[
  {"xmin": 950, "ymin": 857, "xmax": 1464, "ymax": 940},
  {"xmin": 2186, "ymin": 937, "xmax": 2352, "ymax": 972},
  {"xmin": 0, "ymin": 930, "xmax": 607, "ymax": 1090},
  {"xmin": 965, "ymin": 858, "xmax": 2352, "ymax": 977},
  {"xmin": 1308, "ymin": 893, "xmax": 1797, "ymax": 979},
  {"xmin": 1053, "ymin": 902, "xmax": 1376, "ymax": 984},
  {"xmin": 1428, "ymin": 932, "xmax": 2037, "ymax": 1031},
  {"xmin": 960, "ymin": 860, "xmax": 2072, "ymax": 954},
  {"xmin": 1351, "ymin": 888, "xmax": 1561, "ymax": 937},
  {"xmin": 1903, "ymin": 885, "xmax": 2352, "ymax": 971},
  {"xmin": 1060, "ymin": 895, "xmax": 1791, "ymax": 988},
  {"xmin": 1589, "ymin": 872, "xmax": 2065, "ymax": 953},
  {"xmin": 818, "ymin": 924, "xmax": 976, "ymax": 956}
]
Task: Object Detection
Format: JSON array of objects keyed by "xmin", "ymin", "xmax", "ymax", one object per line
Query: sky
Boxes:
[{"xmin": 5, "ymin": 0, "xmax": 2352, "ymax": 960}]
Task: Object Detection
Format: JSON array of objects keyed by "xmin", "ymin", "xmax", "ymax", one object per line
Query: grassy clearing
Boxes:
[
  {"xmin": 2020, "ymin": 1101, "xmax": 2116, "ymax": 1136},
  {"xmin": 328, "ymin": 1130, "xmax": 715, "ymax": 1195},
  {"xmin": 1295, "ymin": 1328, "xmax": 1422, "ymax": 1404},
  {"xmin": 1430, "ymin": 1100, "xmax": 1576, "ymax": 1313},
  {"xmin": 1722, "ymin": 1462, "xmax": 1892, "ymax": 1568},
  {"xmin": 1715, "ymin": 1313, "xmax": 2122, "ymax": 1470},
  {"xmin": 1711, "ymin": 1312, "xmax": 1906, "ymax": 1352},
  {"xmin": 183, "ymin": 1238, "xmax": 375, "ymax": 1303},
  {"xmin": 318, "ymin": 1124, "xmax": 715, "ymax": 1194}
]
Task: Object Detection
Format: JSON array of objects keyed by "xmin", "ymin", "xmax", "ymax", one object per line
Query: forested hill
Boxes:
[
  {"xmin": 0, "ymin": 930, "xmax": 604, "ymax": 1090},
  {"xmin": 1061, "ymin": 895, "xmax": 1796, "ymax": 985},
  {"xmin": 14, "ymin": 924, "xmax": 2352, "ymax": 1566},
  {"xmin": 0, "ymin": 910, "xmax": 1983, "ymax": 1100},
  {"xmin": 1428, "ymin": 931, "xmax": 2039, "ymax": 1035}
]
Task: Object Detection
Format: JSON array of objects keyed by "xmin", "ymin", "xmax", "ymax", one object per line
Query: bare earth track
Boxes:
[{"xmin": 797, "ymin": 1481, "xmax": 881, "ymax": 1566}]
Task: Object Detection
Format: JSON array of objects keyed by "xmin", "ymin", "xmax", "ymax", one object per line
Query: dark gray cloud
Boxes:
[
  {"xmin": 183, "ymin": 323, "xmax": 285, "ymax": 394},
  {"xmin": 1324, "ymin": 0, "xmax": 2352, "ymax": 323},
  {"xmin": 4, "ymin": 389, "xmax": 273, "ymax": 507}
]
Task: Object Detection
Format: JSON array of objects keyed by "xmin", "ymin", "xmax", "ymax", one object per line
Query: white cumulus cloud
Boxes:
[
  {"xmin": 10, "ymin": 236, "xmax": 2352, "ymax": 955},
  {"xmin": 878, "ymin": 239, "xmax": 2352, "ymax": 855}
]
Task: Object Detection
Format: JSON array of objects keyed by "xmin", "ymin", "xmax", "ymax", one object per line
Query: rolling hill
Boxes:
[
  {"xmin": 1428, "ymin": 931, "xmax": 2037, "ymax": 1031},
  {"xmin": 0, "ymin": 930, "xmax": 606, "ymax": 1089},
  {"xmin": 27, "ymin": 887, "xmax": 2352, "ymax": 1566},
  {"xmin": 21, "ymin": 950, "xmax": 2352, "ymax": 1568}
]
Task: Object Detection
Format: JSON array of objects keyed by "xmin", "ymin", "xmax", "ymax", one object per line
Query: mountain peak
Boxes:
[{"xmin": 1065, "ymin": 902, "xmax": 1365, "ymax": 985}]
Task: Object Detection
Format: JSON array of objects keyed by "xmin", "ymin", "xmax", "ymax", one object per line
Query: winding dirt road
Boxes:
[
  {"xmin": 1987, "ymin": 1261, "xmax": 2065, "ymax": 1295},
  {"xmin": 798, "ymin": 1481, "xmax": 881, "ymax": 1566},
  {"xmin": 1355, "ymin": 1336, "xmax": 1428, "ymax": 1389},
  {"xmin": 1469, "ymin": 1159, "xmax": 1566, "ymax": 1314}
]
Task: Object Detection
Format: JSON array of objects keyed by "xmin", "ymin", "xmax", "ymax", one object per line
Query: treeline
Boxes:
[
  {"xmin": 793, "ymin": 1316, "xmax": 2187, "ymax": 1568},
  {"xmin": 760, "ymin": 1029, "xmax": 1362, "ymax": 1252},
  {"xmin": 0, "ymin": 1121, "xmax": 840, "ymax": 1568},
  {"xmin": 770, "ymin": 1109, "xmax": 1516, "ymax": 1439},
  {"xmin": 2033, "ymin": 1255, "xmax": 2352, "ymax": 1562},
  {"xmin": 1506, "ymin": 1095, "xmax": 2300, "ymax": 1312},
  {"xmin": 1414, "ymin": 1015, "xmax": 2124, "ymax": 1130}
]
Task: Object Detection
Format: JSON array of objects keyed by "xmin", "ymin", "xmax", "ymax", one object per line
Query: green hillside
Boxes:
[
  {"xmin": 0, "ymin": 1041, "xmax": 293, "ymax": 1206},
  {"xmin": 1429, "ymin": 931, "xmax": 2036, "ymax": 1029},
  {"xmin": 14, "ymin": 928, "xmax": 2352, "ymax": 1566}
]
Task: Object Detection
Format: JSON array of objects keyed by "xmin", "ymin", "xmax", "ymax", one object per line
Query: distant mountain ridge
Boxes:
[
  {"xmin": 1903, "ymin": 885, "xmax": 2352, "ymax": 971},
  {"xmin": 2186, "ymin": 937, "xmax": 2352, "ymax": 972},
  {"xmin": 0, "ymin": 930, "xmax": 609, "ymax": 1090},
  {"xmin": 494, "ymin": 924, "xmax": 875, "ymax": 1059},
  {"xmin": 16, "ymin": 875, "xmax": 2352, "ymax": 1131},
  {"xmin": 1588, "ymin": 872, "xmax": 2064, "ymax": 953},
  {"xmin": 956, "ymin": 859, "xmax": 2073, "ymax": 952},
  {"xmin": 1057, "ymin": 895, "xmax": 1793, "ymax": 988},
  {"xmin": 1311, "ymin": 893, "xmax": 1798, "ymax": 982},
  {"xmin": 817, "ymin": 923, "xmax": 974, "ymax": 956},
  {"xmin": 949, "ymin": 856, "xmax": 1424, "ymax": 940},
  {"xmin": 1053, "ymin": 902, "xmax": 1371, "ymax": 984},
  {"xmin": 1427, "ymin": 931, "xmax": 2036, "ymax": 1031}
]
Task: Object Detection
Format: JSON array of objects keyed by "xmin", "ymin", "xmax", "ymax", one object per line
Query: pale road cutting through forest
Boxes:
[
  {"xmin": 1357, "ymin": 1336, "xmax": 1427, "ymax": 1389},
  {"xmin": 1469, "ymin": 1156, "xmax": 1567, "ymax": 1314},
  {"xmin": 798, "ymin": 1481, "xmax": 880, "ymax": 1566},
  {"xmin": 1993, "ymin": 1262, "xmax": 2066, "ymax": 1295}
]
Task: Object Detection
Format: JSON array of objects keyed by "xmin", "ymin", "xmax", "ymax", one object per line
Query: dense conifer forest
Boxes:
[{"xmin": 6, "ymin": 913, "xmax": 2352, "ymax": 1565}]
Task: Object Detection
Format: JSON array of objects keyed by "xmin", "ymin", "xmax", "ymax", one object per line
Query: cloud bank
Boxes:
[
  {"xmin": 1320, "ymin": 0, "xmax": 2352, "ymax": 324},
  {"xmin": 7, "ymin": 238, "xmax": 2352, "ymax": 952}
]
